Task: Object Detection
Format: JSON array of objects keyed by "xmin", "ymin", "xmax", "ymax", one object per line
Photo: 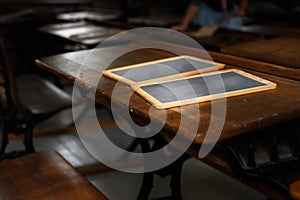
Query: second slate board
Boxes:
[{"xmin": 136, "ymin": 69, "xmax": 277, "ymax": 109}]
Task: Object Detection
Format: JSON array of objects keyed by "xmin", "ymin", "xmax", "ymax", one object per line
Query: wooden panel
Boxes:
[
  {"xmin": 221, "ymin": 38, "xmax": 300, "ymax": 69},
  {"xmin": 0, "ymin": 151, "xmax": 108, "ymax": 200},
  {"xmin": 136, "ymin": 69, "xmax": 276, "ymax": 109},
  {"xmin": 209, "ymin": 51, "xmax": 300, "ymax": 81}
]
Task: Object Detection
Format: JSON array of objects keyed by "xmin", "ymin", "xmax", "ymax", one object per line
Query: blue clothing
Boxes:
[
  {"xmin": 190, "ymin": 0, "xmax": 247, "ymax": 11},
  {"xmin": 192, "ymin": 1, "xmax": 243, "ymax": 29}
]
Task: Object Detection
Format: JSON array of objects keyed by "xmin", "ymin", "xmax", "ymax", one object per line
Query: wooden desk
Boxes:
[
  {"xmin": 36, "ymin": 45, "xmax": 300, "ymax": 144},
  {"xmin": 221, "ymin": 37, "xmax": 300, "ymax": 70},
  {"xmin": 127, "ymin": 14, "xmax": 182, "ymax": 27},
  {"xmin": 39, "ymin": 21, "xmax": 124, "ymax": 46},
  {"xmin": 189, "ymin": 29, "xmax": 261, "ymax": 52},
  {"xmin": 36, "ymin": 44, "xmax": 300, "ymax": 199},
  {"xmin": 189, "ymin": 26, "xmax": 279, "ymax": 52},
  {"xmin": 56, "ymin": 10, "xmax": 120, "ymax": 22},
  {"xmin": 0, "ymin": 9, "xmax": 36, "ymax": 25},
  {"xmin": 0, "ymin": 0, "xmax": 91, "ymax": 6}
]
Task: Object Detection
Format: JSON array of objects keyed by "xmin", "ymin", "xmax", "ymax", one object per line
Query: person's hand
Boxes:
[
  {"xmin": 171, "ymin": 4, "xmax": 199, "ymax": 32},
  {"xmin": 171, "ymin": 24, "xmax": 188, "ymax": 32}
]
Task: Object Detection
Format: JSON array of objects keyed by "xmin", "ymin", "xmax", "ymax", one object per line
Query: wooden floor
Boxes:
[{"xmin": 5, "ymin": 102, "xmax": 267, "ymax": 200}]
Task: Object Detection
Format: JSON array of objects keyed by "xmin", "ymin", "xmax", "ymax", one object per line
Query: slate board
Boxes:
[
  {"xmin": 136, "ymin": 69, "xmax": 276, "ymax": 109},
  {"xmin": 103, "ymin": 56, "xmax": 224, "ymax": 85}
]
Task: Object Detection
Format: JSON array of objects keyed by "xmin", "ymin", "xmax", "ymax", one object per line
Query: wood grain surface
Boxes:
[
  {"xmin": 0, "ymin": 151, "xmax": 108, "ymax": 200},
  {"xmin": 221, "ymin": 38, "xmax": 300, "ymax": 69}
]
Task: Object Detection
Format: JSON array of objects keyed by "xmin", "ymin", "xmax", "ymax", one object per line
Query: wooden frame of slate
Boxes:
[
  {"xmin": 135, "ymin": 69, "xmax": 277, "ymax": 109},
  {"xmin": 103, "ymin": 56, "xmax": 225, "ymax": 86}
]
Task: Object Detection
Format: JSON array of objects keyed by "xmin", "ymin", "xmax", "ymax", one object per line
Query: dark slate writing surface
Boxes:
[
  {"xmin": 140, "ymin": 71, "xmax": 266, "ymax": 103},
  {"xmin": 112, "ymin": 57, "xmax": 216, "ymax": 82}
]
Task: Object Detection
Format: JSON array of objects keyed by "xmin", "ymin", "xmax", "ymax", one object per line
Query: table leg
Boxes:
[
  {"xmin": 137, "ymin": 172, "xmax": 154, "ymax": 200},
  {"xmin": 23, "ymin": 118, "xmax": 35, "ymax": 153},
  {"xmin": 137, "ymin": 136, "xmax": 190, "ymax": 200},
  {"xmin": 137, "ymin": 156, "xmax": 188, "ymax": 200},
  {"xmin": 0, "ymin": 120, "xmax": 8, "ymax": 155}
]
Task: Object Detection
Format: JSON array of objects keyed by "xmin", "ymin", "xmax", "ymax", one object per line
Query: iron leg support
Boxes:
[
  {"xmin": 0, "ymin": 125, "xmax": 8, "ymax": 154},
  {"xmin": 137, "ymin": 172, "xmax": 155, "ymax": 200},
  {"xmin": 24, "ymin": 120, "xmax": 35, "ymax": 153}
]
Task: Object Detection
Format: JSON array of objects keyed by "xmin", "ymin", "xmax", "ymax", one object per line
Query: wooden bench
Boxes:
[{"xmin": 0, "ymin": 151, "xmax": 108, "ymax": 200}]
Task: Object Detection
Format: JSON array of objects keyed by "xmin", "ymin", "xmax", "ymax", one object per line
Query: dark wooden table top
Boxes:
[
  {"xmin": 39, "ymin": 21, "xmax": 124, "ymax": 46},
  {"xmin": 127, "ymin": 14, "xmax": 182, "ymax": 27},
  {"xmin": 36, "ymin": 44, "xmax": 300, "ymax": 145},
  {"xmin": 221, "ymin": 37, "xmax": 300, "ymax": 69},
  {"xmin": 0, "ymin": 0, "xmax": 91, "ymax": 5},
  {"xmin": 56, "ymin": 10, "xmax": 120, "ymax": 22},
  {"xmin": 188, "ymin": 25, "xmax": 280, "ymax": 52}
]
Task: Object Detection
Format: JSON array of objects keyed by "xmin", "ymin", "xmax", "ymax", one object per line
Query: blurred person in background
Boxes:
[{"xmin": 172, "ymin": 0, "xmax": 248, "ymax": 31}]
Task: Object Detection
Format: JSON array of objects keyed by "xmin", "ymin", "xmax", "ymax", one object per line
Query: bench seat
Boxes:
[{"xmin": 0, "ymin": 151, "xmax": 108, "ymax": 200}]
